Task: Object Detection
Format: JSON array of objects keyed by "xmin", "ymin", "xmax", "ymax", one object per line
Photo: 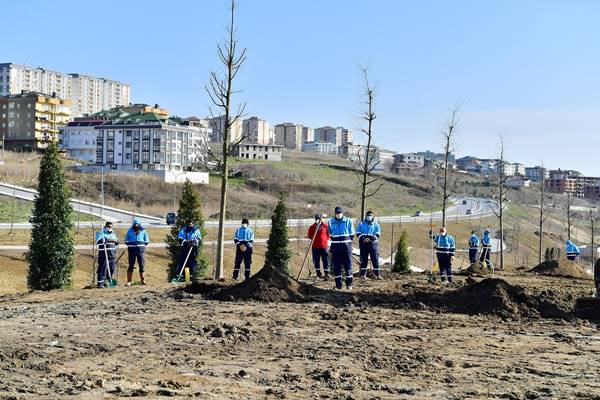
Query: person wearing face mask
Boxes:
[
  {"xmin": 177, "ymin": 219, "xmax": 202, "ymax": 277},
  {"xmin": 356, "ymin": 210, "xmax": 382, "ymax": 279},
  {"xmin": 328, "ymin": 206, "xmax": 355, "ymax": 290},
  {"xmin": 430, "ymin": 227, "xmax": 456, "ymax": 283},
  {"xmin": 124, "ymin": 218, "xmax": 150, "ymax": 286},
  {"xmin": 233, "ymin": 218, "xmax": 255, "ymax": 280},
  {"xmin": 565, "ymin": 240, "xmax": 580, "ymax": 261},
  {"xmin": 307, "ymin": 213, "xmax": 330, "ymax": 279},
  {"xmin": 479, "ymin": 229, "xmax": 492, "ymax": 271},
  {"xmin": 468, "ymin": 230, "xmax": 480, "ymax": 266},
  {"xmin": 95, "ymin": 221, "xmax": 119, "ymax": 288}
]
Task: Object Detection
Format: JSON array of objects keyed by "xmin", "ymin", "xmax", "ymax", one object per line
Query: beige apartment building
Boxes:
[
  {"xmin": 0, "ymin": 63, "xmax": 130, "ymax": 117},
  {"xmin": 274, "ymin": 122, "xmax": 303, "ymax": 150},
  {"xmin": 0, "ymin": 91, "xmax": 71, "ymax": 151}
]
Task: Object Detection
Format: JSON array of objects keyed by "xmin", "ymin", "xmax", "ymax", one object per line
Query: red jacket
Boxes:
[{"xmin": 307, "ymin": 222, "xmax": 330, "ymax": 249}]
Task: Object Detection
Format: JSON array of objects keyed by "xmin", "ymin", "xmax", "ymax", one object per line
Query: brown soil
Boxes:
[
  {"xmin": 1, "ymin": 272, "xmax": 600, "ymax": 398},
  {"xmin": 530, "ymin": 260, "xmax": 590, "ymax": 279}
]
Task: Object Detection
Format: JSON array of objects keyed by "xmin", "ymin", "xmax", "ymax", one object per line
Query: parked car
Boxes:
[
  {"xmin": 28, "ymin": 215, "xmax": 34, "ymax": 223},
  {"xmin": 462, "ymin": 199, "xmax": 468, "ymax": 205},
  {"xmin": 465, "ymin": 209, "xmax": 472, "ymax": 215},
  {"xmin": 414, "ymin": 210, "xmax": 424, "ymax": 217},
  {"xmin": 166, "ymin": 212, "xmax": 177, "ymax": 225}
]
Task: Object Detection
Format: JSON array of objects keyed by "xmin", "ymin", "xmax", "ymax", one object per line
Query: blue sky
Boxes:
[{"xmin": 3, "ymin": 1, "xmax": 600, "ymax": 174}]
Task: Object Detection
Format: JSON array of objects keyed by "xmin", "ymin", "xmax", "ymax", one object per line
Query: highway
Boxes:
[{"xmin": 0, "ymin": 181, "xmax": 498, "ymax": 230}]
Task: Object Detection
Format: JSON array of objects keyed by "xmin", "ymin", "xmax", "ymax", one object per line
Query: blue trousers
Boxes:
[
  {"xmin": 469, "ymin": 248, "xmax": 478, "ymax": 264},
  {"xmin": 359, "ymin": 241, "xmax": 380, "ymax": 277},
  {"xmin": 312, "ymin": 247, "xmax": 329, "ymax": 277},
  {"xmin": 479, "ymin": 247, "xmax": 491, "ymax": 266},
  {"xmin": 178, "ymin": 245, "xmax": 198, "ymax": 276},
  {"xmin": 234, "ymin": 246, "xmax": 253, "ymax": 279},
  {"xmin": 567, "ymin": 255, "xmax": 578, "ymax": 261},
  {"xmin": 437, "ymin": 253, "xmax": 453, "ymax": 282},
  {"xmin": 331, "ymin": 243, "xmax": 353, "ymax": 289},
  {"xmin": 97, "ymin": 251, "xmax": 116, "ymax": 285},
  {"xmin": 128, "ymin": 248, "xmax": 145, "ymax": 273}
]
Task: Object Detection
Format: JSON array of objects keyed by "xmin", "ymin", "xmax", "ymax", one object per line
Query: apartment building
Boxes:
[
  {"xmin": 59, "ymin": 119, "xmax": 103, "ymax": 163},
  {"xmin": 0, "ymin": 63, "xmax": 130, "ymax": 117},
  {"xmin": 302, "ymin": 141, "xmax": 338, "ymax": 155},
  {"xmin": 314, "ymin": 126, "xmax": 342, "ymax": 146},
  {"xmin": 242, "ymin": 117, "xmax": 271, "ymax": 145},
  {"xmin": 274, "ymin": 122, "xmax": 302, "ymax": 150},
  {"xmin": 208, "ymin": 115, "xmax": 243, "ymax": 143},
  {"xmin": 0, "ymin": 91, "xmax": 71, "ymax": 151},
  {"xmin": 395, "ymin": 153, "xmax": 425, "ymax": 168},
  {"xmin": 545, "ymin": 170, "xmax": 578, "ymax": 196},
  {"xmin": 302, "ymin": 126, "xmax": 314, "ymax": 143},
  {"xmin": 525, "ymin": 166, "xmax": 549, "ymax": 182}
]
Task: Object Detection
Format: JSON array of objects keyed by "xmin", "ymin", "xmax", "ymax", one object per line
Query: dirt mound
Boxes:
[
  {"xmin": 462, "ymin": 263, "xmax": 493, "ymax": 276},
  {"xmin": 186, "ymin": 264, "xmax": 312, "ymax": 302},
  {"xmin": 529, "ymin": 260, "xmax": 590, "ymax": 279},
  {"xmin": 417, "ymin": 278, "xmax": 569, "ymax": 320}
]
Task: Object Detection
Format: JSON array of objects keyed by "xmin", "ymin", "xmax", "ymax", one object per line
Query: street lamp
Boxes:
[{"xmin": 169, "ymin": 170, "xmax": 187, "ymax": 212}]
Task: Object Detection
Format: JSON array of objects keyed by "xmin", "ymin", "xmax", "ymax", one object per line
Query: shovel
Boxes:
[
  {"xmin": 103, "ymin": 241, "xmax": 118, "ymax": 287},
  {"xmin": 172, "ymin": 244, "xmax": 195, "ymax": 284}
]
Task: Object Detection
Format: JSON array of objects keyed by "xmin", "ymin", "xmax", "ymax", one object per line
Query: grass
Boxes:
[{"xmin": 0, "ymin": 197, "xmax": 96, "ymax": 223}]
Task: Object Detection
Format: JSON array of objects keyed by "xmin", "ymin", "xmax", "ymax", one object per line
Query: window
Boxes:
[
  {"xmin": 133, "ymin": 142, "xmax": 139, "ymax": 151},
  {"xmin": 8, "ymin": 111, "xmax": 13, "ymax": 118},
  {"xmin": 108, "ymin": 131, "xmax": 114, "ymax": 139},
  {"xmin": 153, "ymin": 139, "xmax": 160, "ymax": 151},
  {"xmin": 8, "ymin": 103, "xmax": 13, "ymax": 109},
  {"xmin": 142, "ymin": 141, "xmax": 149, "ymax": 151},
  {"xmin": 107, "ymin": 151, "xmax": 114, "ymax": 162},
  {"xmin": 27, "ymin": 103, "xmax": 31, "ymax": 108},
  {"xmin": 143, "ymin": 130, "xmax": 150, "ymax": 139},
  {"xmin": 142, "ymin": 152, "xmax": 149, "ymax": 162},
  {"xmin": 133, "ymin": 153, "xmax": 139, "ymax": 163},
  {"xmin": 125, "ymin": 142, "xmax": 131, "ymax": 149},
  {"xmin": 134, "ymin": 131, "xmax": 140, "ymax": 140},
  {"xmin": 125, "ymin": 130, "xmax": 132, "ymax": 138},
  {"xmin": 125, "ymin": 153, "xmax": 131, "ymax": 160}
]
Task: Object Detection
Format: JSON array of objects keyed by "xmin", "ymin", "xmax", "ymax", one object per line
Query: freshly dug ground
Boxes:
[
  {"xmin": 530, "ymin": 260, "xmax": 590, "ymax": 279},
  {"xmin": 1, "ymin": 271, "xmax": 600, "ymax": 398}
]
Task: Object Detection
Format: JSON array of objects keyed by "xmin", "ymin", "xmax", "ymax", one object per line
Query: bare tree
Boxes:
[
  {"xmin": 204, "ymin": 0, "xmax": 248, "ymax": 279},
  {"xmin": 354, "ymin": 66, "xmax": 382, "ymax": 218},
  {"xmin": 566, "ymin": 192, "xmax": 575, "ymax": 241},
  {"xmin": 589, "ymin": 209, "xmax": 599, "ymax": 271},
  {"xmin": 439, "ymin": 103, "xmax": 461, "ymax": 227},
  {"xmin": 537, "ymin": 163, "xmax": 551, "ymax": 264},
  {"xmin": 491, "ymin": 134, "xmax": 509, "ymax": 270}
]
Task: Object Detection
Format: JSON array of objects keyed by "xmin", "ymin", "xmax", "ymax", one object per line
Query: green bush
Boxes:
[
  {"xmin": 392, "ymin": 231, "xmax": 411, "ymax": 273},
  {"xmin": 264, "ymin": 197, "xmax": 292, "ymax": 274}
]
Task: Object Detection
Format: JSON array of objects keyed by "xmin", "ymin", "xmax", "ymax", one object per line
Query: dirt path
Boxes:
[{"xmin": 1, "ymin": 273, "xmax": 600, "ymax": 399}]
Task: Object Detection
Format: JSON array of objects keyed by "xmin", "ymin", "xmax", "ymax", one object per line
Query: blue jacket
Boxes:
[
  {"xmin": 234, "ymin": 226, "xmax": 255, "ymax": 248},
  {"xmin": 433, "ymin": 234, "xmax": 456, "ymax": 255},
  {"xmin": 566, "ymin": 240, "xmax": 580, "ymax": 256},
  {"xmin": 481, "ymin": 232, "xmax": 492, "ymax": 248},
  {"xmin": 125, "ymin": 218, "xmax": 150, "ymax": 252},
  {"xmin": 356, "ymin": 220, "xmax": 381, "ymax": 243},
  {"xmin": 178, "ymin": 226, "xmax": 202, "ymax": 246},
  {"xmin": 328, "ymin": 216, "xmax": 355, "ymax": 244},
  {"xmin": 95, "ymin": 228, "xmax": 118, "ymax": 257},
  {"xmin": 468, "ymin": 234, "xmax": 480, "ymax": 249}
]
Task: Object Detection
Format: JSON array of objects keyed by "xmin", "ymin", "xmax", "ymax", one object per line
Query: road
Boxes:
[{"xmin": 0, "ymin": 181, "xmax": 497, "ymax": 230}]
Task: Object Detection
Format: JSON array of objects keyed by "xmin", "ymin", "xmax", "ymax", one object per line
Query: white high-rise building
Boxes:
[
  {"xmin": 208, "ymin": 115, "xmax": 243, "ymax": 143},
  {"xmin": 0, "ymin": 63, "xmax": 130, "ymax": 118},
  {"xmin": 242, "ymin": 117, "xmax": 271, "ymax": 144},
  {"xmin": 274, "ymin": 122, "xmax": 303, "ymax": 150},
  {"xmin": 302, "ymin": 126, "xmax": 314, "ymax": 143}
]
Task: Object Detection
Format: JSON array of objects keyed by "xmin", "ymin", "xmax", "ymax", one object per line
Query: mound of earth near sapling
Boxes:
[
  {"xmin": 183, "ymin": 264, "xmax": 315, "ymax": 302},
  {"xmin": 529, "ymin": 260, "xmax": 590, "ymax": 280},
  {"xmin": 416, "ymin": 278, "xmax": 570, "ymax": 320}
]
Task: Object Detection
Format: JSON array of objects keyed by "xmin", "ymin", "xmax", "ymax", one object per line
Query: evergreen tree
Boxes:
[
  {"xmin": 265, "ymin": 197, "xmax": 292, "ymax": 274},
  {"xmin": 392, "ymin": 231, "xmax": 411, "ymax": 273},
  {"xmin": 26, "ymin": 142, "xmax": 75, "ymax": 290},
  {"xmin": 165, "ymin": 179, "xmax": 208, "ymax": 280}
]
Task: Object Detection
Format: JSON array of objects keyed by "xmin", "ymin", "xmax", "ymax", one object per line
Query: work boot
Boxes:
[
  {"xmin": 440, "ymin": 276, "xmax": 447, "ymax": 283},
  {"xmin": 140, "ymin": 273, "xmax": 146, "ymax": 285},
  {"xmin": 347, "ymin": 285, "xmax": 353, "ymax": 290},
  {"xmin": 375, "ymin": 275, "xmax": 383, "ymax": 280},
  {"xmin": 333, "ymin": 286, "xmax": 342, "ymax": 291},
  {"xmin": 97, "ymin": 282, "xmax": 105, "ymax": 289},
  {"xmin": 125, "ymin": 282, "xmax": 132, "ymax": 287}
]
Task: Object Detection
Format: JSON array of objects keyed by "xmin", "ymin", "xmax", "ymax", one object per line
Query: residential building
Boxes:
[
  {"xmin": 341, "ymin": 127, "xmax": 353, "ymax": 144},
  {"xmin": 545, "ymin": 170, "xmax": 578, "ymax": 196},
  {"xmin": 505, "ymin": 176, "xmax": 531, "ymax": 189},
  {"xmin": 525, "ymin": 166, "xmax": 549, "ymax": 182},
  {"xmin": 584, "ymin": 185, "xmax": 600, "ymax": 202},
  {"xmin": 479, "ymin": 159, "xmax": 498, "ymax": 174},
  {"xmin": 339, "ymin": 143, "xmax": 366, "ymax": 162},
  {"xmin": 513, "ymin": 163, "xmax": 526, "ymax": 176},
  {"xmin": 0, "ymin": 63, "xmax": 130, "ymax": 117},
  {"xmin": 0, "ymin": 91, "xmax": 71, "ymax": 151},
  {"xmin": 89, "ymin": 105, "xmax": 209, "ymax": 175},
  {"xmin": 416, "ymin": 150, "xmax": 455, "ymax": 166},
  {"xmin": 302, "ymin": 141, "xmax": 338, "ymax": 155},
  {"xmin": 302, "ymin": 126, "xmax": 314, "ymax": 143},
  {"xmin": 372, "ymin": 148, "xmax": 397, "ymax": 171},
  {"xmin": 456, "ymin": 156, "xmax": 480, "ymax": 172},
  {"xmin": 394, "ymin": 153, "xmax": 425, "ymax": 168},
  {"xmin": 208, "ymin": 115, "xmax": 242, "ymax": 143},
  {"xmin": 274, "ymin": 122, "xmax": 303, "ymax": 150},
  {"xmin": 59, "ymin": 119, "xmax": 103, "ymax": 163},
  {"xmin": 242, "ymin": 117, "xmax": 271, "ymax": 144},
  {"xmin": 314, "ymin": 126, "xmax": 343, "ymax": 146},
  {"xmin": 233, "ymin": 143, "xmax": 283, "ymax": 161}
]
